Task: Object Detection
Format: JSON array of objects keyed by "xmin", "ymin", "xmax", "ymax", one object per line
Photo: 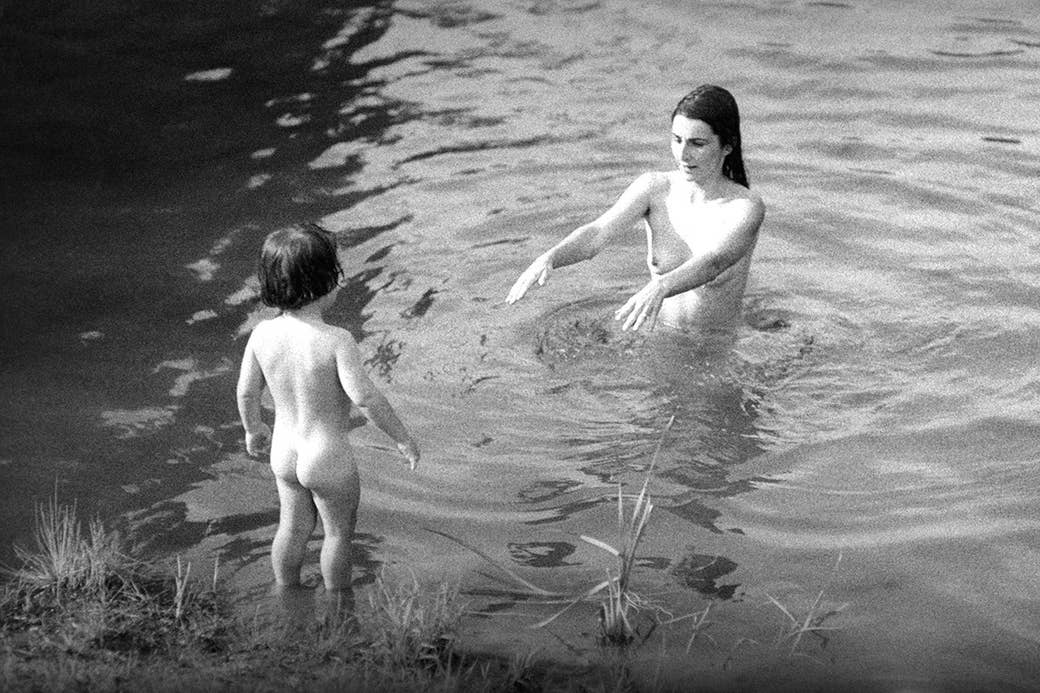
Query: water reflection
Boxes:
[
  {"xmin": 531, "ymin": 296, "xmax": 803, "ymax": 536},
  {"xmin": 671, "ymin": 551, "xmax": 740, "ymax": 600},
  {"xmin": 496, "ymin": 295, "xmax": 813, "ymax": 614}
]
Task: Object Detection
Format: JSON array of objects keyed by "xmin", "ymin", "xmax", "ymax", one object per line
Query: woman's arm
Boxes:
[
  {"xmin": 615, "ymin": 195, "xmax": 764, "ymax": 331},
  {"xmin": 506, "ymin": 173, "xmax": 656, "ymax": 304}
]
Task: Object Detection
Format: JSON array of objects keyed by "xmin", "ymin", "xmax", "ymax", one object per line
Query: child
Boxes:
[{"xmin": 236, "ymin": 223, "xmax": 420, "ymax": 619}]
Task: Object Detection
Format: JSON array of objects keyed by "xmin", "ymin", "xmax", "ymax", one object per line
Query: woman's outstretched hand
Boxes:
[
  {"xmin": 506, "ymin": 253, "xmax": 553, "ymax": 304},
  {"xmin": 614, "ymin": 277, "xmax": 667, "ymax": 331}
]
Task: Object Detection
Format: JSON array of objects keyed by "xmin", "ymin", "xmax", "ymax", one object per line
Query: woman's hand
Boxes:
[
  {"xmin": 614, "ymin": 276, "xmax": 667, "ymax": 331},
  {"xmin": 506, "ymin": 252, "xmax": 553, "ymax": 304},
  {"xmin": 398, "ymin": 438, "xmax": 421, "ymax": 471},
  {"xmin": 245, "ymin": 423, "xmax": 272, "ymax": 457}
]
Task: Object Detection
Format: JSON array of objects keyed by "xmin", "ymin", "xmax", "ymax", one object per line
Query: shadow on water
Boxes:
[
  {"xmin": 1, "ymin": 0, "xmax": 409, "ymax": 173},
  {"xmin": 0, "ymin": 0, "xmax": 441, "ymax": 568}
]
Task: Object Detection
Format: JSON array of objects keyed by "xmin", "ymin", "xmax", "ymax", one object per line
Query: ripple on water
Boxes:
[
  {"xmin": 719, "ymin": 418, "xmax": 1040, "ymax": 550},
  {"xmin": 533, "ymin": 295, "xmax": 752, "ymax": 373},
  {"xmin": 929, "ymin": 18, "xmax": 1033, "ymax": 58},
  {"xmin": 534, "ymin": 296, "xmax": 648, "ymax": 367}
]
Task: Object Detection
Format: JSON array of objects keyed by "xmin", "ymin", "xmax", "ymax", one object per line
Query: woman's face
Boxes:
[{"xmin": 670, "ymin": 114, "xmax": 731, "ymax": 183}]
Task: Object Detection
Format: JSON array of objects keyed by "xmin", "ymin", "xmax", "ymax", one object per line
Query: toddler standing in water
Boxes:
[{"xmin": 237, "ymin": 223, "xmax": 420, "ymax": 620}]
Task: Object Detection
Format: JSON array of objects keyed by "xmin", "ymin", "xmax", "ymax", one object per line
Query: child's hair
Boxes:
[{"xmin": 258, "ymin": 223, "xmax": 343, "ymax": 310}]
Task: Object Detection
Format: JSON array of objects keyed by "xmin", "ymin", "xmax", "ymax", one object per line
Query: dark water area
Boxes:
[
  {"xmin": 3, "ymin": 0, "xmax": 1040, "ymax": 690},
  {"xmin": 1, "ymin": 0, "xmax": 404, "ymax": 563}
]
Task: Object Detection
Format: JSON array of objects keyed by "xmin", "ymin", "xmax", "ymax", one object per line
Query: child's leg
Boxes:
[
  {"xmin": 297, "ymin": 446, "xmax": 360, "ymax": 623},
  {"xmin": 310, "ymin": 471, "xmax": 360, "ymax": 593},
  {"xmin": 272, "ymin": 477, "xmax": 317, "ymax": 586},
  {"xmin": 313, "ymin": 484, "xmax": 358, "ymax": 624}
]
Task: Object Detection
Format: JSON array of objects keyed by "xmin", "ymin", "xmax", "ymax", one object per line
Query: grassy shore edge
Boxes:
[{"xmin": 0, "ymin": 499, "xmax": 651, "ymax": 693}]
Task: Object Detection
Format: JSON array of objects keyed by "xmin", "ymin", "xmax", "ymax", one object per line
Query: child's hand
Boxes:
[
  {"xmin": 245, "ymin": 424, "xmax": 272, "ymax": 457},
  {"xmin": 397, "ymin": 439, "xmax": 420, "ymax": 470}
]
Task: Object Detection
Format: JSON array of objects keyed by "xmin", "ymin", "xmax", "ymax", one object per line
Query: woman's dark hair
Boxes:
[
  {"xmin": 671, "ymin": 85, "xmax": 749, "ymax": 188},
  {"xmin": 258, "ymin": 223, "xmax": 343, "ymax": 310}
]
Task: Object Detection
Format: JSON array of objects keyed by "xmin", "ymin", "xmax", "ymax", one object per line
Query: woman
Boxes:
[{"xmin": 506, "ymin": 85, "xmax": 764, "ymax": 336}]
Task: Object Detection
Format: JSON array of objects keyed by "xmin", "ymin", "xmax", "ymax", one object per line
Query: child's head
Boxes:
[{"xmin": 258, "ymin": 223, "xmax": 343, "ymax": 310}]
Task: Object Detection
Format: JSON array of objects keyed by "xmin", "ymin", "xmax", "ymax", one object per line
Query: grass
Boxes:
[
  {"xmin": 0, "ymin": 497, "xmax": 636, "ymax": 692},
  {"xmin": 765, "ymin": 553, "xmax": 848, "ymax": 658},
  {"xmin": 359, "ymin": 567, "xmax": 463, "ymax": 672},
  {"xmin": 424, "ymin": 414, "xmax": 848, "ymax": 681},
  {"xmin": 436, "ymin": 416, "xmax": 687, "ymax": 648},
  {"xmin": 2, "ymin": 495, "xmax": 229, "ymax": 663},
  {"xmin": 576, "ymin": 470, "xmax": 659, "ymax": 646},
  {"xmin": 1, "ymin": 462, "xmax": 850, "ymax": 691}
]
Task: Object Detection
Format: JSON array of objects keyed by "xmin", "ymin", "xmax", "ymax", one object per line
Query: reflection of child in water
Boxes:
[{"xmin": 236, "ymin": 223, "xmax": 420, "ymax": 621}]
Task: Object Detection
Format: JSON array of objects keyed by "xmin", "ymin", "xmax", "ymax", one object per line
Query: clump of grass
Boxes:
[
  {"xmin": 10, "ymin": 495, "xmax": 125, "ymax": 598},
  {"xmin": 579, "ymin": 477, "xmax": 656, "ymax": 646},
  {"xmin": 357, "ymin": 567, "xmax": 465, "ymax": 673},
  {"xmin": 168, "ymin": 567, "xmax": 473, "ymax": 693},
  {"xmin": 560, "ymin": 415, "xmax": 675, "ymax": 646},
  {"xmin": 0, "ymin": 494, "xmax": 230, "ymax": 661}
]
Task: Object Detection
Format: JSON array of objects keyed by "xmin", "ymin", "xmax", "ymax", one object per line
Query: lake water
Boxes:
[{"xmin": 2, "ymin": 0, "xmax": 1039, "ymax": 689}]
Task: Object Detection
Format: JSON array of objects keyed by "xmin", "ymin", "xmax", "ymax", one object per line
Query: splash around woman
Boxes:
[{"xmin": 507, "ymin": 85, "xmax": 764, "ymax": 336}]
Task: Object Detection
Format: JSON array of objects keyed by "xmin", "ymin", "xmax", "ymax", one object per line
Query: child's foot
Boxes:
[
  {"xmin": 322, "ymin": 587, "xmax": 357, "ymax": 633},
  {"xmin": 275, "ymin": 583, "xmax": 317, "ymax": 633}
]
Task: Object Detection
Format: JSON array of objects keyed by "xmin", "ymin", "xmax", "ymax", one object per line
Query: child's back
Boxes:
[{"xmin": 249, "ymin": 314, "xmax": 358, "ymax": 489}]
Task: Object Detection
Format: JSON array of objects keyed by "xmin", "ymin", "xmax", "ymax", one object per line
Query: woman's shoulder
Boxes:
[
  {"xmin": 722, "ymin": 184, "xmax": 765, "ymax": 232},
  {"xmin": 723, "ymin": 179, "xmax": 764, "ymax": 211},
  {"xmin": 628, "ymin": 171, "xmax": 672, "ymax": 199},
  {"xmin": 635, "ymin": 170, "xmax": 672, "ymax": 187}
]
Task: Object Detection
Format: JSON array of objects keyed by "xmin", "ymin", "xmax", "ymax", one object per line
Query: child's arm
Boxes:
[
  {"xmin": 236, "ymin": 333, "xmax": 271, "ymax": 457},
  {"xmin": 335, "ymin": 334, "xmax": 420, "ymax": 469}
]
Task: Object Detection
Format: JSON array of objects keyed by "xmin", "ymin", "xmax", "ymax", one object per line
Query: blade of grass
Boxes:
[
  {"xmin": 579, "ymin": 535, "xmax": 619, "ymax": 556},
  {"xmin": 530, "ymin": 579, "xmax": 613, "ymax": 629},
  {"xmin": 425, "ymin": 528, "xmax": 566, "ymax": 598}
]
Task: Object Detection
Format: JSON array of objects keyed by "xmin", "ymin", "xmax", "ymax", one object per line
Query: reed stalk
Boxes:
[
  {"xmin": 430, "ymin": 415, "xmax": 679, "ymax": 648},
  {"xmin": 766, "ymin": 552, "xmax": 847, "ymax": 656}
]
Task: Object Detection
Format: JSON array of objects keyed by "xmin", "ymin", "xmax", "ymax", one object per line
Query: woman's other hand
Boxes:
[{"xmin": 614, "ymin": 276, "xmax": 667, "ymax": 331}]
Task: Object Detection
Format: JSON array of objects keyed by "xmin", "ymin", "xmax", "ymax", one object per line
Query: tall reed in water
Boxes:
[
  {"xmin": 579, "ymin": 477, "xmax": 655, "ymax": 645},
  {"xmin": 435, "ymin": 416, "xmax": 677, "ymax": 647},
  {"xmin": 577, "ymin": 416, "xmax": 671, "ymax": 645}
]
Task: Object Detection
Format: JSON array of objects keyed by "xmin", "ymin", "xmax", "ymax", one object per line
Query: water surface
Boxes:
[{"xmin": 2, "ymin": 0, "xmax": 1039, "ymax": 689}]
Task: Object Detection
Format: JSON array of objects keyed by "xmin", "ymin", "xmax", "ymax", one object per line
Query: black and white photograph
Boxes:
[{"xmin": 1, "ymin": 1, "xmax": 1037, "ymax": 690}]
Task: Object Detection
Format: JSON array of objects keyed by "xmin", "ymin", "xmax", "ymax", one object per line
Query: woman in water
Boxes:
[{"xmin": 506, "ymin": 85, "xmax": 764, "ymax": 336}]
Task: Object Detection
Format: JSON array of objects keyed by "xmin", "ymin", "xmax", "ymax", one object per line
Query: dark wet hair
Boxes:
[
  {"xmin": 258, "ymin": 223, "xmax": 343, "ymax": 310},
  {"xmin": 671, "ymin": 85, "xmax": 749, "ymax": 188}
]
